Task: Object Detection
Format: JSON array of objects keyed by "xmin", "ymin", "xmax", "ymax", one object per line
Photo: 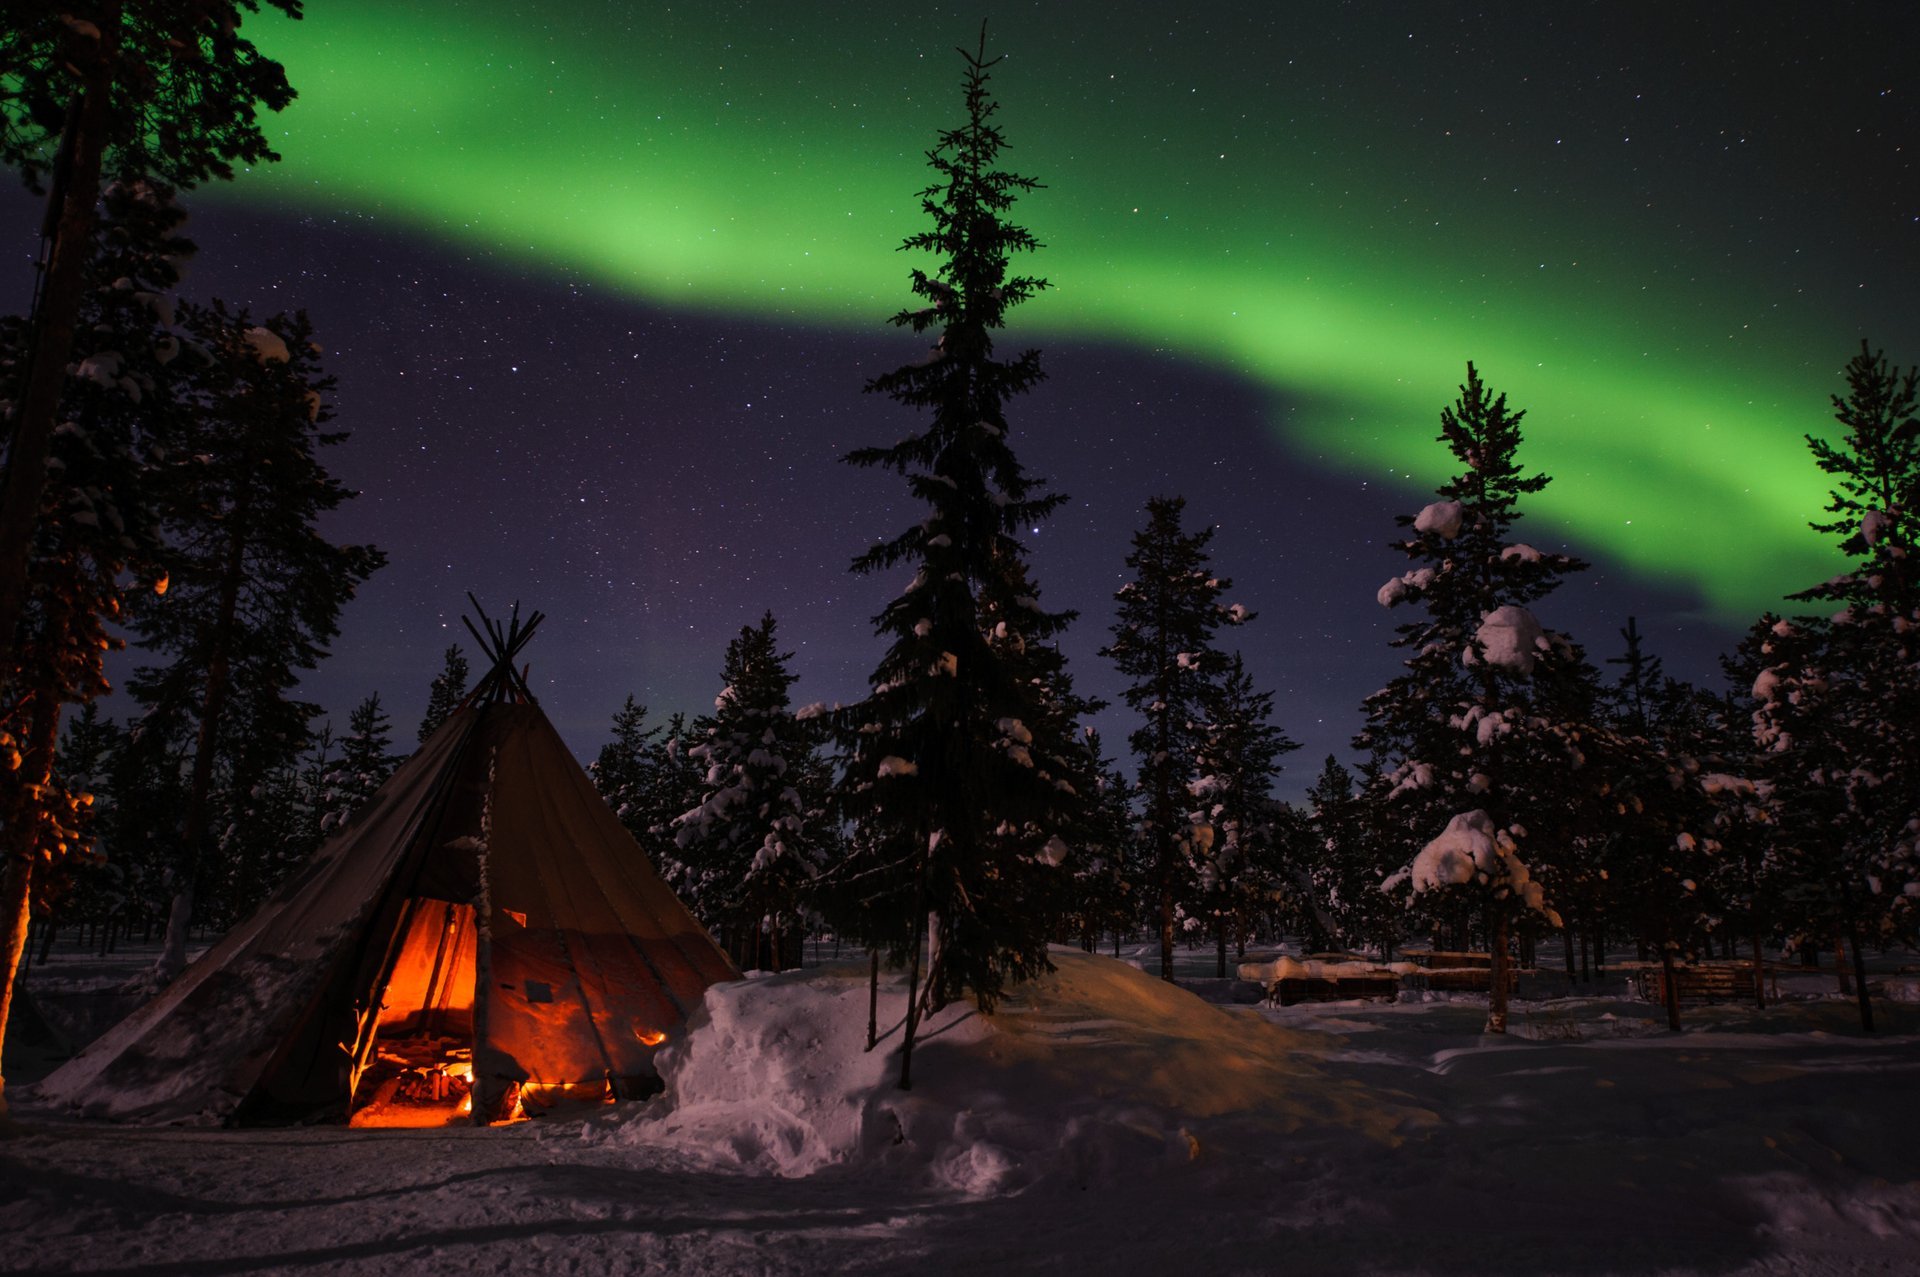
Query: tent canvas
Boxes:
[{"xmin": 35, "ymin": 612, "xmax": 737, "ymax": 1125}]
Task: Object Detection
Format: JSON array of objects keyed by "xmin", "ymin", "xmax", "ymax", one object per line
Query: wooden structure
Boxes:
[{"xmin": 1634, "ymin": 962, "xmax": 1779, "ymax": 1005}]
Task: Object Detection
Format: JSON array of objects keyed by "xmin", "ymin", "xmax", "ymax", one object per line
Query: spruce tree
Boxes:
[
  {"xmin": 417, "ymin": 644, "xmax": 469, "ymax": 743},
  {"xmin": 0, "ymin": 181, "xmax": 185, "ymax": 1105},
  {"xmin": 593, "ymin": 695, "xmax": 665, "ymax": 841},
  {"xmin": 1187, "ymin": 654, "xmax": 1297, "ymax": 974},
  {"xmin": 673, "ymin": 613, "xmax": 827, "ymax": 970},
  {"xmin": 0, "ymin": 2, "xmax": 301, "ymax": 675},
  {"xmin": 1360, "ymin": 364, "xmax": 1588, "ymax": 1032},
  {"xmin": 1102, "ymin": 495, "xmax": 1250, "ymax": 980},
  {"xmin": 829, "ymin": 31, "xmax": 1077, "ymax": 1088},
  {"xmin": 320, "ymin": 693, "xmax": 401, "ymax": 833},
  {"xmin": 1304, "ymin": 755, "xmax": 1399, "ymax": 955},
  {"xmin": 1747, "ymin": 343, "xmax": 1920, "ymax": 1029},
  {"xmin": 124, "ymin": 304, "xmax": 383, "ymax": 979}
]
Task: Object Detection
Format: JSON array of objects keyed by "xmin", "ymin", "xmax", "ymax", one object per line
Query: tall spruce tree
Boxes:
[
  {"xmin": 829, "ymin": 30, "xmax": 1077, "ymax": 1088},
  {"xmin": 125, "ymin": 303, "xmax": 382, "ymax": 979},
  {"xmin": 0, "ymin": 2, "xmax": 301, "ymax": 678},
  {"xmin": 1103, "ymin": 495, "xmax": 1250, "ymax": 980},
  {"xmin": 416, "ymin": 644, "xmax": 469, "ymax": 743},
  {"xmin": 1360, "ymin": 364, "xmax": 1587, "ymax": 1032},
  {"xmin": 1746, "ymin": 343, "xmax": 1920, "ymax": 1029},
  {"xmin": 0, "ymin": 180, "xmax": 185, "ymax": 1105}
]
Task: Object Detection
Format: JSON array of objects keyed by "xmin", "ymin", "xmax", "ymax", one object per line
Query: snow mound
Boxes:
[
  {"xmin": 592, "ymin": 948, "xmax": 1420, "ymax": 1192},
  {"xmin": 1413, "ymin": 500, "xmax": 1464, "ymax": 539},
  {"xmin": 1472, "ymin": 604, "xmax": 1545, "ymax": 674}
]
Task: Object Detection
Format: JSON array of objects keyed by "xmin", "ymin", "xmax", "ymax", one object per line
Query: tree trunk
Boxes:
[
  {"xmin": 1563, "ymin": 923, "xmax": 1576, "ymax": 983},
  {"xmin": 1485, "ymin": 909, "xmax": 1510, "ymax": 1034},
  {"xmin": 155, "ymin": 492, "xmax": 253, "ymax": 981},
  {"xmin": 1659, "ymin": 944, "xmax": 1682, "ymax": 1032},
  {"xmin": 0, "ymin": 40, "xmax": 116, "ymax": 682},
  {"xmin": 0, "ymin": 857, "xmax": 34, "ymax": 1121},
  {"xmin": 898, "ymin": 911, "xmax": 928, "ymax": 1090},
  {"xmin": 1215, "ymin": 914, "xmax": 1228, "ymax": 978},
  {"xmin": 1833, "ymin": 933, "xmax": 1854, "ymax": 995},
  {"xmin": 1848, "ymin": 924, "xmax": 1875, "ymax": 1033},
  {"xmin": 866, "ymin": 949, "xmax": 879, "ymax": 1051},
  {"xmin": 0, "ymin": 690, "xmax": 65, "ymax": 1116},
  {"xmin": 1751, "ymin": 930, "xmax": 1767, "ymax": 1011}
]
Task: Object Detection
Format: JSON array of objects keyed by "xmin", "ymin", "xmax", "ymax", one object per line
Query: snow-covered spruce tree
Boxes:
[
  {"xmin": 0, "ymin": 2, "xmax": 300, "ymax": 679},
  {"xmin": 1304, "ymin": 755, "xmax": 1397, "ymax": 956},
  {"xmin": 124, "ymin": 303, "xmax": 383, "ymax": 980},
  {"xmin": 672, "ymin": 613, "xmax": 827, "ymax": 971},
  {"xmin": 1102, "ymin": 495, "xmax": 1250, "ymax": 980},
  {"xmin": 416, "ymin": 644, "xmax": 469, "ymax": 743},
  {"xmin": 319, "ymin": 693, "xmax": 401, "ymax": 834},
  {"xmin": 1585, "ymin": 634, "xmax": 1724, "ymax": 1027},
  {"xmin": 1361, "ymin": 363, "xmax": 1588, "ymax": 1033},
  {"xmin": 1745, "ymin": 344, "xmax": 1920, "ymax": 1030},
  {"xmin": 1187, "ymin": 653, "xmax": 1296, "ymax": 974},
  {"xmin": 828, "ymin": 33, "xmax": 1079, "ymax": 1089}
]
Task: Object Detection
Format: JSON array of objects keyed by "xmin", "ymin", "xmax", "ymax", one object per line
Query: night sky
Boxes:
[{"xmin": 7, "ymin": 2, "xmax": 1917, "ymax": 792}]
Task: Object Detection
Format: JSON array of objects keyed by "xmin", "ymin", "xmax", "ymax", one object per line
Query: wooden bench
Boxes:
[
  {"xmin": 1634, "ymin": 963, "xmax": 1779, "ymax": 1004},
  {"xmin": 1399, "ymin": 967, "xmax": 1518, "ymax": 994},
  {"xmin": 1401, "ymin": 950, "xmax": 1495, "ymax": 970},
  {"xmin": 1270, "ymin": 975, "xmax": 1399, "ymax": 1006}
]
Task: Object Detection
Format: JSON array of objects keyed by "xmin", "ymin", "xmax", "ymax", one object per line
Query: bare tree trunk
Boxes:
[
  {"xmin": 898, "ymin": 911, "xmax": 928, "ymax": 1090},
  {"xmin": 865, "ymin": 949, "xmax": 879, "ymax": 1051},
  {"xmin": 0, "ymin": 692, "xmax": 63, "ymax": 1116},
  {"xmin": 1659, "ymin": 944, "xmax": 1682, "ymax": 1032},
  {"xmin": 0, "ymin": 859, "xmax": 34, "ymax": 1121},
  {"xmin": 1849, "ymin": 924, "xmax": 1875, "ymax": 1033},
  {"xmin": 1563, "ymin": 923, "xmax": 1576, "ymax": 983},
  {"xmin": 155, "ymin": 493, "xmax": 252, "ymax": 981},
  {"xmin": 1215, "ymin": 914, "xmax": 1227, "ymax": 978},
  {"xmin": 1751, "ymin": 930, "xmax": 1767, "ymax": 1011},
  {"xmin": 1486, "ymin": 909, "xmax": 1510, "ymax": 1034},
  {"xmin": 0, "ymin": 32, "xmax": 116, "ymax": 680}
]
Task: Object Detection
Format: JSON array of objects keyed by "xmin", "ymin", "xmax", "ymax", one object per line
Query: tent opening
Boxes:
[{"xmin": 349, "ymin": 899, "xmax": 480, "ymax": 1128}]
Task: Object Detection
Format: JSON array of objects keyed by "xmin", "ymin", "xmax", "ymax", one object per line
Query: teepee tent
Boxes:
[{"xmin": 37, "ymin": 603, "xmax": 738, "ymax": 1125}]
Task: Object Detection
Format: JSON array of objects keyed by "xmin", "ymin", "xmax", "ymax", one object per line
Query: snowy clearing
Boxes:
[{"xmin": 5, "ymin": 945, "xmax": 1919, "ymax": 1275}]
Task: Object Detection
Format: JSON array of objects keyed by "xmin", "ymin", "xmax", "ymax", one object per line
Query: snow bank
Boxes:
[{"xmin": 593, "ymin": 948, "xmax": 1415, "ymax": 1193}]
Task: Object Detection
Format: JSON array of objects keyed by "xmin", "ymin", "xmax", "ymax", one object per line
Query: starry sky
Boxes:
[{"xmin": 7, "ymin": 1, "xmax": 1917, "ymax": 792}]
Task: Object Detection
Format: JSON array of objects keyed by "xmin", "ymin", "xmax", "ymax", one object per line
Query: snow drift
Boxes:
[{"xmin": 590, "ymin": 947, "xmax": 1424, "ymax": 1193}]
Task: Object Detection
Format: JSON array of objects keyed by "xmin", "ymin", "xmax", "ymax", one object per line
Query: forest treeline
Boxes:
[{"xmin": 1, "ymin": 14, "xmax": 1914, "ymax": 1099}]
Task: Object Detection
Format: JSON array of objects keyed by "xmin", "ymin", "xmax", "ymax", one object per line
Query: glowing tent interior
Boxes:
[{"xmin": 35, "ymin": 603, "xmax": 738, "ymax": 1126}]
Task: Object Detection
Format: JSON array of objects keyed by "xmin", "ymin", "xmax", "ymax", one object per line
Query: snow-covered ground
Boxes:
[{"xmin": 5, "ymin": 941, "xmax": 1919, "ymax": 1275}]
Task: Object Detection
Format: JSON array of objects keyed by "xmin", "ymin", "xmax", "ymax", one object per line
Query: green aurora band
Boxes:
[{"xmin": 229, "ymin": 3, "xmax": 1902, "ymax": 617}]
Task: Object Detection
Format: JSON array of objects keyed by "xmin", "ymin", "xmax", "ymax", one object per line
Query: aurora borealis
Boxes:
[
  {"xmin": 6, "ymin": 1, "xmax": 1914, "ymax": 774},
  {"xmin": 235, "ymin": 2, "xmax": 1913, "ymax": 610}
]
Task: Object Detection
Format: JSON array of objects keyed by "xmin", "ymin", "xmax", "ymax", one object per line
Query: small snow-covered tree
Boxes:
[
  {"xmin": 416, "ymin": 645, "xmax": 469, "ymax": 743},
  {"xmin": 1362, "ymin": 363, "xmax": 1589, "ymax": 1032},
  {"xmin": 673, "ymin": 613, "xmax": 827, "ymax": 971},
  {"xmin": 320, "ymin": 693, "xmax": 401, "ymax": 833},
  {"xmin": 1187, "ymin": 654, "xmax": 1297, "ymax": 974},
  {"xmin": 827, "ymin": 31, "xmax": 1077, "ymax": 1088},
  {"xmin": 1304, "ymin": 755, "xmax": 1399, "ymax": 956},
  {"xmin": 1102, "ymin": 494, "xmax": 1250, "ymax": 980}
]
